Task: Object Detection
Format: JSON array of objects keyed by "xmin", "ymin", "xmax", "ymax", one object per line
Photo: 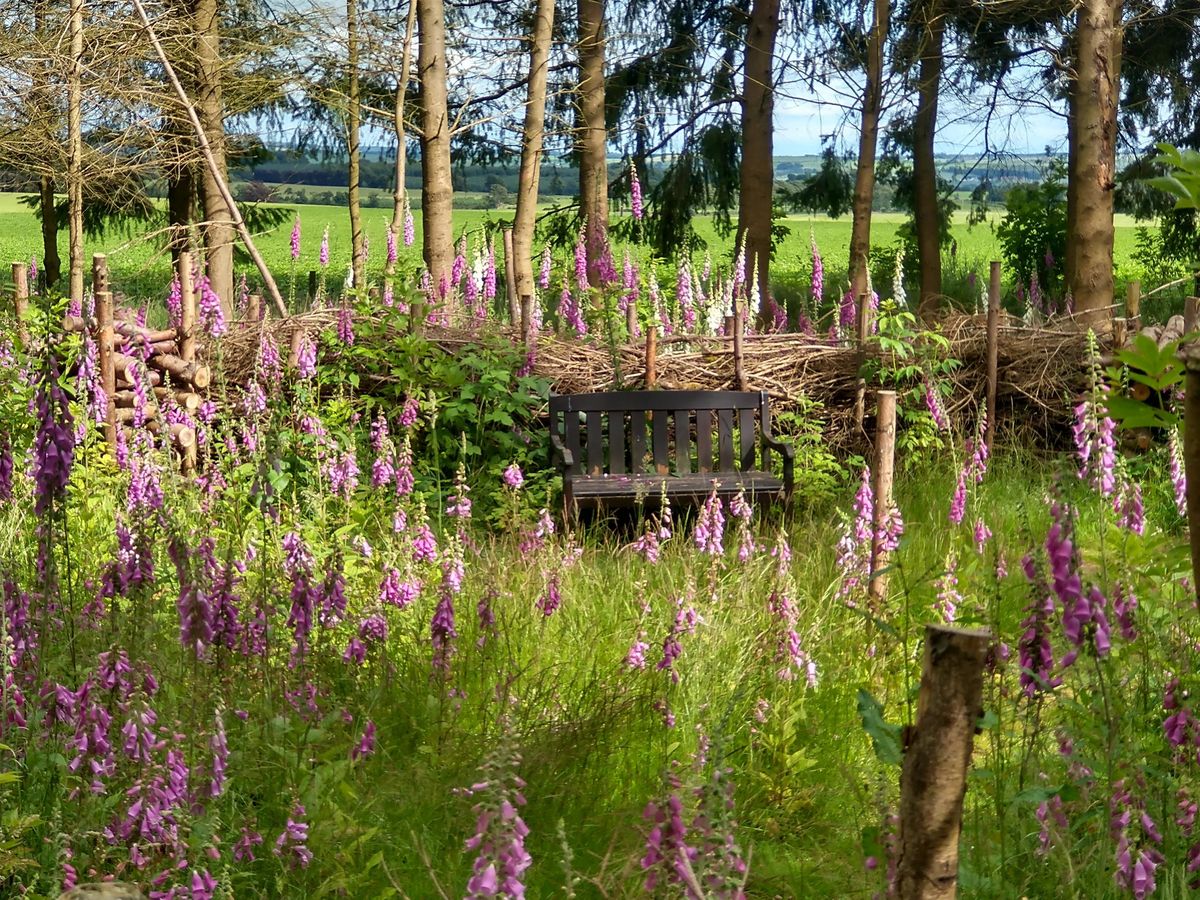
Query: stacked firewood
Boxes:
[{"xmin": 53, "ymin": 253, "xmax": 208, "ymax": 470}]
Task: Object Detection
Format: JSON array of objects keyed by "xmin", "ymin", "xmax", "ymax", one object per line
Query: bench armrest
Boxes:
[
  {"xmin": 761, "ymin": 432, "xmax": 795, "ymax": 497},
  {"xmin": 550, "ymin": 433, "xmax": 575, "ymax": 473}
]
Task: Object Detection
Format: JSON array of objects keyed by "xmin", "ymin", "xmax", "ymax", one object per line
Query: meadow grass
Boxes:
[{"xmin": 0, "ymin": 191, "xmax": 1151, "ymax": 307}]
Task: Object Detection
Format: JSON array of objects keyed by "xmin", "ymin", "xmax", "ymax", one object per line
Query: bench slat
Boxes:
[
  {"xmin": 630, "ymin": 410, "xmax": 647, "ymax": 475},
  {"xmin": 586, "ymin": 411, "xmax": 603, "ymax": 475},
  {"xmin": 674, "ymin": 410, "xmax": 691, "ymax": 474},
  {"xmin": 652, "ymin": 411, "xmax": 670, "ymax": 475},
  {"xmin": 717, "ymin": 409, "xmax": 734, "ymax": 471},
  {"xmin": 609, "ymin": 411, "xmax": 626, "ymax": 475},
  {"xmin": 696, "ymin": 409, "xmax": 713, "ymax": 473},
  {"xmin": 739, "ymin": 408, "xmax": 755, "ymax": 471},
  {"xmin": 549, "ymin": 390, "xmax": 760, "ymax": 413}
]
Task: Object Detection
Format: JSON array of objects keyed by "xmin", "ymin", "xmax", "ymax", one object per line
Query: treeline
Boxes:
[{"xmin": 1, "ymin": 0, "xmax": 1196, "ymax": 323}]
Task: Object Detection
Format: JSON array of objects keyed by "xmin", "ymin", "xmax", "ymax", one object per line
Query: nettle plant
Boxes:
[{"xmin": 862, "ymin": 299, "xmax": 960, "ymax": 458}]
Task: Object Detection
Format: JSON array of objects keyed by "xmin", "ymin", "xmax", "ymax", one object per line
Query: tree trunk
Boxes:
[
  {"xmin": 1064, "ymin": 40, "xmax": 1080, "ymax": 294},
  {"xmin": 347, "ymin": 0, "xmax": 364, "ymax": 289},
  {"xmin": 849, "ymin": 0, "xmax": 890, "ymax": 302},
  {"xmin": 913, "ymin": 5, "xmax": 945, "ymax": 318},
  {"xmin": 388, "ymin": 0, "xmax": 418, "ymax": 279},
  {"xmin": 32, "ymin": 1, "xmax": 62, "ymax": 288},
  {"xmin": 194, "ymin": 0, "xmax": 234, "ymax": 316},
  {"xmin": 736, "ymin": 0, "xmax": 781, "ymax": 318},
  {"xmin": 577, "ymin": 0, "xmax": 608, "ymax": 286},
  {"xmin": 513, "ymin": 0, "xmax": 556, "ymax": 299},
  {"xmin": 67, "ymin": 0, "xmax": 85, "ymax": 306},
  {"xmin": 39, "ymin": 176, "xmax": 61, "ymax": 287},
  {"xmin": 1068, "ymin": 0, "xmax": 1121, "ymax": 323},
  {"xmin": 418, "ymin": 0, "xmax": 454, "ymax": 292},
  {"xmin": 167, "ymin": 169, "xmax": 193, "ymax": 267}
]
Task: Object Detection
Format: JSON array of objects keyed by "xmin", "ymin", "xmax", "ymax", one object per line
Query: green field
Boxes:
[{"xmin": 0, "ymin": 191, "xmax": 1154, "ymax": 307}]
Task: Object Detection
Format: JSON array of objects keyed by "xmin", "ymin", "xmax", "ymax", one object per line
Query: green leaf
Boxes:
[
  {"xmin": 857, "ymin": 689, "xmax": 902, "ymax": 766},
  {"xmin": 1010, "ymin": 785, "xmax": 1061, "ymax": 806}
]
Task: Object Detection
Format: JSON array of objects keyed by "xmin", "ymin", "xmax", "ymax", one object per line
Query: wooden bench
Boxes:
[{"xmin": 549, "ymin": 390, "xmax": 794, "ymax": 514}]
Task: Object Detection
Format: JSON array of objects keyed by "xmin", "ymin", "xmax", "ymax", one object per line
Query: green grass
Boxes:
[{"xmin": 0, "ymin": 191, "xmax": 1153, "ymax": 307}]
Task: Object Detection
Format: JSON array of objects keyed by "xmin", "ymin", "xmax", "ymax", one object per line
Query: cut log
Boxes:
[
  {"xmin": 146, "ymin": 352, "xmax": 211, "ymax": 389},
  {"xmin": 116, "ymin": 405, "xmax": 159, "ymax": 424},
  {"xmin": 153, "ymin": 388, "xmax": 201, "ymax": 411},
  {"xmin": 170, "ymin": 422, "xmax": 196, "ymax": 450},
  {"xmin": 63, "ymin": 314, "xmax": 96, "ymax": 334},
  {"xmin": 114, "ymin": 322, "xmax": 177, "ymax": 344}
]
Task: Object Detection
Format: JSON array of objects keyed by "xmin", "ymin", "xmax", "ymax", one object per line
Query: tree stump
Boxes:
[{"xmin": 896, "ymin": 624, "xmax": 991, "ymax": 900}]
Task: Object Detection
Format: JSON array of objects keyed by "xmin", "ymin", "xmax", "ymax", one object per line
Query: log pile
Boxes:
[{"xmin": 58, "ymin": 253, "xmax": 207, "ymax": 470}]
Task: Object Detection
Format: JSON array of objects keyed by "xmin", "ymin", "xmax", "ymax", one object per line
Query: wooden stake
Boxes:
[
  {"xmin": 733, "ymin": 302, "xmax": 747, "ymax": 390},
  {"xmin": 91, "ymin": 253, "xmax": 109, "ymax": 296},
  {"xmin": 896, "ymin": 624, "xmax": 992, "ymax": 900},
  {"xmin": 1126, "ymin": 280, "xmax": 1141, "ymax": 332},
  {"xmin": 1182, "ymin": 345, "xmax": 1200, "ymax": 607},
  {"xmin": 289, "ymin": 328, "xmax": 304, "ymax": 369},
  {"xmin": 179, "ymin": 251, "xmax": 196, "ymax": 363},
  {"xmin": 857, "ymin": 291, "xmax": 872, "ymax": 346},
  {"xmin": 645, "ymin": 325, "xmax": 658, "ymax": 388},
  {"xmin": 503, "ymin": 228, "xmax": 519, "ymax": 325},
  {"xmin": 626, "ymin": 293, "xmax": 638, "ymax": 337},
  {"xmin": 96, "ymin": 290, "xmax": 118, "ymax": 447},
  {"xmin": 985, "ymin": 261, "xmax": 1001, "ymax": 452},
  {"xmin": 869, "ymin": 390, "xmax": 897, "ymax": 606},
  {"xmin": 308, "ymin": 270, "xmax": 318, "ymax": 303},
  {"xmin": 854, "ymin": 378, "xmax": 866, "ymax": 431},
  {"xmin": 247, "ymin": 293, "xmax": 262, "ymax": 325},
  {"xmin": 11, "ymin": 262, "xmax": 29, "ymax": 349}
]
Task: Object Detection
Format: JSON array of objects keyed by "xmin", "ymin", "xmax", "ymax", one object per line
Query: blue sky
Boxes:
[{"xmin": 772, "ymin": 84, "xmax": 1070, "ymax": 157}]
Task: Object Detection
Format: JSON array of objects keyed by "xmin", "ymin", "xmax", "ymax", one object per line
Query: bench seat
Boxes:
[
  {"xmin": 570, "ymin": 472, "xmax": 786, "ymax": 506},
  {"xmin": 549, "ymin": 389, "xmax": 794, "ymax": 516}
]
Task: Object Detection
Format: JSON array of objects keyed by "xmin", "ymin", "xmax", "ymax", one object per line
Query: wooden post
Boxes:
[
  {"xmin": 626, "ymin": 294, "xmax": 638, "ymax": 337},
  {"xmin": 896, "ymin": 624, "xmax": 992, "ymax": 900},
  {"xmin": 96, "ymin": 290, "xmax": 118, "ymax": 447},
  {"xmin": 857, "ymin": 291, "xmax": 872, "ymax": 346},
  {"xmin": 410, "ymin": 299, "xmax": 426, "ymax": 336},
  {"xmin": 503, "ymin": 228, "xmax": 519, "ymax": 325},
  {"xmin": 289, "ymin": 328, "xmax": 304, "ymax": 370},
  {"xmin": 733, "ymin": 301, "xmax": 747, "ymax": 390},
  {"xmin": 1182, "ymin": 344, "xmax": 1200, "ymax": 607},
  {"xmin": 178, "ymin": 251, "xmax": 196, "ymax": 363},
  {"xmin": 11, "ymin": 262, "xmax": 29, "ymax": 349},
  {"xmin": 307, "ymin": 270, "xmax": 318, "ymax": 303},
  {"xmin": 854, "ymin": 378, "xmax": 866, "ymax": 431},
  {"xmin": 869, "ymin": 390, "xmax": 897, "ymax": 606},
  {"xmin": 247, "ymin": 293, "xmax": 262, "ymax": 325},
  {"xmin": 1126, "ymin": 280, "xmax": 1141, "ymax": 332},
  {"xmin": 1186, "ymin": 296, "xmax": 1200, "ymax": 336},
  {"xmin": 985, "ymin": 260, "xmax": 1001, "ymax": 452},
  {"xmin": 91, "ymin": 253, "xmax": 109, "ymax": 296},
  {"xmin": 645, "ymin": 325, "xmax": 658, "ymax": 388}
]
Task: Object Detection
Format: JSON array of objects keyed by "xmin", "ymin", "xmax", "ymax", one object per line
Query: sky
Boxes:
[{"xmin": 772, "ymin": 97, "xmax": 1069, "ymax": 157}]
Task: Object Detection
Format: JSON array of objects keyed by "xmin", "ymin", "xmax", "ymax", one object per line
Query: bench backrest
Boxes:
[{"xmin": 549, "ymin": 390, "xmax": 773, "ymax": 478}]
